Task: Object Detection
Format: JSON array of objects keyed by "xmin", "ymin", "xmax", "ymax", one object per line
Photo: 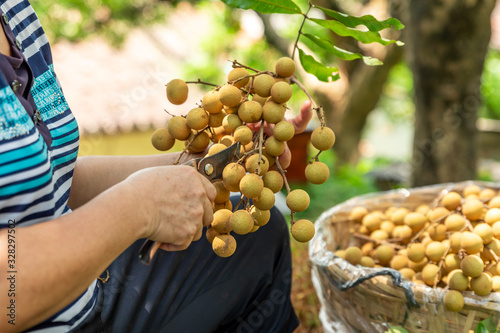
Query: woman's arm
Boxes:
[{"xmin": 1, "ymin": 165, "xmax": 215, "ymax": 332}]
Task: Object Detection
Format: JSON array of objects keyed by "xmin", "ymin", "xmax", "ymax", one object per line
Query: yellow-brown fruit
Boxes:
[
  {"xmin": 460, "ymin": 255, "xmax": 484, "ymax": 278},
  {"xmin": 463, "ymin": 184, "xmax": 481, "ymax": 197},
  {"xmin": 222, "ymin": 163, "xmax": 246, "ymax": 192},
  {"xmin": 416, "ymin": 204, "xmax": 431, "ymax": 215},
  {"xmin": 253, "ymin": 74, "xmax": 276, "ymax": 97},
  {"xmin": 480, "ymin": 188, "xmax": 496, "ymax": 202},
  {"xmin": 441, "ymin": 191, "xmax": 462, "ymax": 210},
  {"xmin": 493, "ymin": 221, "xmax": 500, "ymax": 239},
  {"xmin": 361, "ymin": 242, "xmax": 374, "ymax": 256},
  {"xmin": 213, "ymin": 199, "xmax": 232, "ymax": 212},
  {"xmin": 238, "ymin": 100, "xmax": 262, "ymax": 123},
  {"xmin": 228, "ymin": 67, "xmax": 250, "ymax": 88},
  {"xmin": 360, "ymin": 256, "xmax": 375, "ymax": 268},
  {"xmin": 262, "ymin": 170, "xmax": 284, "ymax": 193},
  {"xmin": 151, "ymin": 128, "xmax": 175, "ymax": 151},
  {"xmin": 262, "ymin": 100, "xmax": 286, "ymax": 124},
  {"xmin": 166, "ymin": 79, "xmax": 188, "ymax": 105},
  {"xmin": 362, "ymin": 212, "xmax": 383, "ymax": 231},
  {"xmin": 449, "ymin": 232, "xmax": 463, "ymax": 253},
  {"xmin": 443, "ymin": 290, "xmax": 464, "ymax": 312},
  {"xmin": 350, "ymin": 206, "xmax": 368, "ymax": 223},
  {"xmin": 186, "ymin": 107, "xmax": 209, "ymax": 130},
  {"xmin": 222, "ymin": 114, "xmax": 243, "ymax": 133},
  {"xmin": 422, "ymin": 263, "xmax": 441, "ymax": 286},
  {"xmin": 229, "ymin": 210, "xmax": 254, "ymax": 235},
  {"xmin": 185, "ymin": 131, "xmax": 210, "ymax": 153},
  {"xmin": 208, "ymin": 111, "xmax": 227, "ymax": 128},
  {"xmin": 220, "ymin": 135, "xmax": 234, "ymax": 147},
  {"xmin": 462, "ymin": 198, "xmax": 484, "ymax": 221},
  {"xmin": 443, "ymin": 254, "xmax": 461, "ymax": 273},
  {"xmin": 211, "ymin": 209, "xmax": 233, "ymax": 234},
  {"xmin": 245, "ymin": 154, "xmax": 269, "ymax": 176},
  {"xmin": 167, "ymin": 116, "xmax": 191, "ymax": 140},
  {"xmin": 391, "ymin": 207, "xmax": 410, "ymax": 225},
  {"xmin": 270, "ymin": 81, "xmax": 292, "ymax": 104},
  {"xmin": 404, "ymin": 212, "xmax": 427, "ymax": 232},
  {"xmin": 286, "ymin": 189, "xmax": 310, "ymax": 212},
  {"xmin": 218, "ymin": 84, "xmax": 242, "ymax": 108},
  {"xmin": 335, "ymin": 249, "xmax": 346, "ymax": 259},
  {"xmin": 253, "ymin": 187, "xmax": 275, "ymax": 211},
  {"xmin": 370, "ymin": 229, "xmax": 389, "ymax": 241},
  {"xmin": 444, "ymin": 213, "xmax": 466, "ymax": 232},
  {"xmin": 470, "ymin": 272, "xmax": 493, "ymax": 296},
  {"xmin": 275, "ymin": 57, "xmax": 296, "ymax": 78},
  {"xmin": 407, "ymin": 243, "xmax": 426, "ymax": 263},
  {"xmin": 251, "ymin": 94, "xmax": 268, "ymax": 106},
  {"xmin": 374, "ymin": 245, "xmax": 395, "ymax": 266},
  {"xmin": 291, "ymin": 219, "xmax": 315, "ymax": 242},
  {"xmin": 485, "ymin": 208, "xmax": 500, "ymax": 225},
  {"xmin": 492, "ymin": 276, "xmax": 500, "ymax": 291},
  {"xmin": 461, "ymin": 231, "xmax": 484, "ymax": 254},
  {"xmin": 380, "ymin": 221, "xmax": 395, "ymax": 235},
  {"xmin": 264, "ymin": 136, "xmax": 286, "ymax": 156},
  {"xmin": 344, "ymin": 246, "xmax": 363, "ymax": 265},
  {"xmin": 213, "ymin": 181, "xmax": 230, "ymax": 204},
  {"xmin": 208, "ymin": 143, "xmax": 227, "ymax": 156},
  {"xmin": 390, "ymin": 255, "xmax": 408, "ymax": 270},
  {"xmin": 489, "ymin": 196, "xmax": 500, "ymax": 208},
  {"xmin": 425, "ymin": 241, "xmax": 447, "ymax": 262},
  {"xmin": 427, "ymin": 207, "xmax": 450, "ymax": 222},
  {"xmin": 474, "ymin": 223, "xmax": 494, "ymax": 244},
  {"xmin": 205, "ymin": 227, "xmax": 220, "ymax": 244},
  {"xmin": 393, "ymin": 225, "xmax": 413, "ymax": 243},
  {"xmin": 408, "ymin": 257, "xmax": 428, "ymax": 273},
  {"xmin": 202, "ymin": 90, "xmax": 223, "ymax": 114},
  {"xmin": 310, "ymin": 126, "xmax": 336, "ymax": 151},
  {"xmin": 274, "ymin": 120, "xmax": 295, "ymax": 142},
  {"xmin": 209, "ymin": 126, "xmax": 226, "ymax": 143},
  {"xmin": 428, "ymin": 224, "xmax": 447, "ymax": 241},
  {"xmin": 305, "ymin": 161, "xmax": 330, "ymax": 185},
  {"xmin": 212, "ymin": 234, "xmax": 237, "ymax": 258},
  {"xmin": 482, "ymin": 238, "xmax": 500, "ymax": 261},
  {"xmin": 447, "ymin": 269, "xmax": 469, "ymax": 291},
  {"xmin": 239, "ymin": 173, "xmax": 264, "ymax": 199},
  {"xmin": 250, "ymin": 206, "xmax": 271, "ymax": 227},
  {"xmin": 233, "ymin": 126, "xmax": 253, "ymax": 145}
]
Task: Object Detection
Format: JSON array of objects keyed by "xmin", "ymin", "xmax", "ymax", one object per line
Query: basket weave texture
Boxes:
[{"xmin": 309, "ymin": 181, "xmax": 500, "ymax": 333}]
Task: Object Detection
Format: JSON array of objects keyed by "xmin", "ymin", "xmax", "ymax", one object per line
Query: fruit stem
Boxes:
[
  {"xmin": 433, "ymin": 248, "xmax": 449, "ymax": 288},
  {"xmin": 185, "ymin": 78, "xmax": 218, "ymax": 87},
  {"xmin": 290, "ymin": 76, "xmax": 316, "ymax": 109},
  {"xmin": 352, "ymin": 232, "xmax": 404, "ymax": 250},
  {"xmin": 291, "ymin": 3, "xmax": 312, "ymax": 61},
  {"xmin": 257, "ymin": 120, "xmax": 265, "ymax": 175}
]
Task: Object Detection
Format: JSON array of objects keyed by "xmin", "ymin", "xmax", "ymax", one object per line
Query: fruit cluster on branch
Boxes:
[{"xmin": 151, "ymin": 57, "xmax": 335, "ymax": 257}]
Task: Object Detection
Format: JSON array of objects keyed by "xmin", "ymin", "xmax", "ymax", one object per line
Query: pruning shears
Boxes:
[{"xmin": 138, "ymin": 142, "xmax": 241, "ymax": 265}]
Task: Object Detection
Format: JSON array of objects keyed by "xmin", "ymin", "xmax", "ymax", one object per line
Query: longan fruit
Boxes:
[
  {"xmin": 218, "ymin": 84, "xmax": 242, "ymax": 107},
  {"xmin": 270, "ymin": 81, "xmax": 292, "ymax": 104},
  {"xmin": 310, "ymin": 126, "xmax": 335, "ymax": 151},
  {"xmin": 461, "ymin": 231, "xmax": 484, "ymax": 254},
  {"xmin": 485, "ymin": 208, "xmax": 500, "ymax": 225},
  {"xmin": 474, "ymin": 223, "xmax": 494, "ymax": 244},
  {"xmin": 390, "ymin": 254, "xmax": 408, "ymax": 270},
  {"xmin": 350, "ymin": 206, "xmax": 368, "ymax": 223},
  {"xmin": 206, "ymin": 226, "xmax": 220, "ymax": 244},
  {"xmin": 380, "ymin": 221, "xmax": 395, "ymax": 235},
  {"xmin": 286, "ymin": 189, "xmax": 310, "ymax": 212},
  {"xmin": 482, "ymin": 238, "xmax": 500, "ymax": 261},
  {"xmin": 219, "ymin": 135, "xmax": 234, "ymax": 147},
  {"xmin": 222, "ymin": 114, "xmax": 243, "ymax": 133},
  {"xmin": 186, "ymin": 107, "xmax": 209, "ymax": 130},
  {"xmin": 393, "ymin": 225, "xmax": 413, "ymax": 243},
  {"xmin": 374, "ymin": 245, "xmax": 395, "ymax": 266},
  {"xmin": 222, "ymin": 163, "xmax": 246, "ymax": 192},
  {"xmin": 251, "ymin": 94, "xmax": 268, "ymax": 106},
  {"xmin": 305, "ymin": 161, "xmax": 330, "ymax": 185},
  {"xmin": 492, "ymin": 276, "xmax": 500, "ymax": 291},
  {"xmin": 167, "ymin": 116, "xmax": 191, "ymax": 140},
  {"xmin": 230, "ymin": 210, "xmax": 254, "ymax": 235},
  {"xmin": 344, "ymin": 246, "xmax": 363, "ymax": 265},
  {"xmin": 211, "ymin": 209, "xmax": 233, "ymax": 234},
  {"xmin": 208, "ymin": 111, "xmax": 227, "ymax": 128},
  {"xmin": 462, "ymin": 199, "xmax": 484, "ymax": 221},
  {"xmin": 262, "ymin": 170, "xmax": 284, "ymax": 193},
  {"xmin": 264, "ymin": 136, "xmax": 286, "ymax": 156},
  {"xmin": 391, "ymin": 207, "xmax": 410, "ymax": 225},
  {"xmin": 422, "ymin": 263, "xmax": 441, "ymax": 286},
  {"xmin": 212, "ymin": 234, "xmax": 237, "ymax": 257},
  {"xmin": 399, "ymin": 268, "xmax": 416, "ymax": 281},
  {"xmin": 233, "ymin": 126, "xmax": 253, "ymax": 145},
  {"xmin": 489, "ymin": 196, "xmax": 500, "ymax": 209},
  {"xmin": 273, "ymin": 120, "xmax": 295, "ymax": 142},
  {"xmin": 245, "ymin": 154, "xmax": 269, "ymax": 176},
  {"xmin": 425, "ymin": 241, "xmax": 447, "ymax": 262},
  {"xmin": 253, "ymin": 187, "xmax": 275, "ymax": 211},
  {"xmin": 408, "ymin": 257, "xmax": 428, "ymax": 273},
  {"xmin": 370, "ymin": 229, "xmax": 389, "ymax": 241},
  {"xmin": 463, "ymin": 184, "xmax": 481, "ymax": 197},
  {"xmin": 362, "ymin": 212, "xmax": 383, "ymax": 231},
  {"xmin": 213, "ymin": 200, "xmax": 232, "ymax": 212},
  {"xmin": 202, "ymin": 90, "xmax": 223, "ymax": 114},
  {"xmin": 407, "ymin": 243, "xmax": 426, "ymax": 263},
  {"xmin": 470, "ymin": 272, "xmax": 493, "ymax": 296},
  {"xmin": 228, "ymin": 67, "xmax": 250, "ymax": 88},
  {"xmin": 449, "ymin": 232, "xmax": 463, "ymax": 253},
  {"xmin": 275, "ymin": 57, "xmax": 296, "ymax": 78},
  {"xmin": 493, "ymin": 221, "xmax": 500, "ymax": 239},
  {"xmin": 239, "ymin": 173, "xmax": 264, "ymax": 198},
  {"xmin": 335, "ymin": 249, "xmax": 346, "ymax": 259},
  {"xmin": 291, "ymin": 219, "xmax": 315, "ymax": 242},
  {"xmin": 441, "ymin": 191, "xmax": 462, "ymax": 210},
  {"xmin": 262, "ymin": 100, "xmax": 286, "ymax": 124},
  {"xmin": 404, "ymin": 212, "xmax": 427, "ymax": 232},
  {"xmin": 460, "ymin": 255, "xmax": 484, "ymax": 278},
  {"xmin": 427, "ymin": 207, "xmax": 450, "ymax": 222},
  {"xmin": 447, "ymin": 269, "xmax": 469, "ymax": 291},
  {"xmin": 208, "ymin": 143, "xmax": 227, "ymax": 156},
  {"xmin": 443, "ymin": 254, "xmax": 461, "ymax": 273},
  {"xmin": 213, "ymin": 180, "xmax": 230, "ymax": 204},
  {"xmin": 166, "ymin": 79, "xmax": 188, "ymax": 105},
  {"xmin": 151, "ymin": 128, "xmax": 175, "ymax": 151},
  {"xmin": 238, "ymin": 100, "xmax": 262, "ymax": 123},
  {"xmin": 428, "ymin": 224, "xmax": 447, "ymax": 241},
  {"xmin": 416, "ymin": 204, "xmax": 431, "ymax": 215},
  {"xmin": 480, "ymin": 188, "xmax": 496, "ymax": 202},
  {"xmin": 443, "ymin": 290, "xmax": 464, "ymax": 312},
  {"xmin": 360, "ymin": 256, "xmax": 375, "ymax": 268},
  {"xmin": 185, "ymin": 131, "xmax": 210, "ymax": 153},
  {"xmin": 444, "ymin": 213, "xmax": 466, "ymax": 232},
  {"xmin": 250, "ymin": 206, "xmax": 271, "ymax": 227},
  {"xmin": 253, "ymin": 74, "xmax": 275, "ymax": 97}
]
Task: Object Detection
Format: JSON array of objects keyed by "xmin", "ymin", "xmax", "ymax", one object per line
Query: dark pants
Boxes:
[{"xmin": 73, "ymin": 199, "xmax": 299, "ymax": 333}]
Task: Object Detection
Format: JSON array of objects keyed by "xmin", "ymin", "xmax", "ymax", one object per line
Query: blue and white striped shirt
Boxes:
[{"xmin": 0, "ymin": 0, "xmax": 97, "ymax": 331}]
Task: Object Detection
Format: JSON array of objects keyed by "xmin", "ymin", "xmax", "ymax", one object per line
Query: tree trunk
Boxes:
[{"xmin": 406, "ymin": 0, "xmax": 495, "ymax": 186}]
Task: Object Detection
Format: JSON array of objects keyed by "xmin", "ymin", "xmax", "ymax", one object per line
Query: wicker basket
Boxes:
[{"xmin": 309, "ymin": 181, "xmax": 500, "ymax": 333}]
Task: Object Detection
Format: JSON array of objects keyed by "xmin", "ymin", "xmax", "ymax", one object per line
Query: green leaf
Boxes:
[
  {"xmin": 315, "ymin": 5, "xmax": 404, "ymax": 32},
  {"xmin": 386, "ymin": 326, "xmax": 409, "ymax": 333},
  {"xmin": 298, "ymin": 48, "xmax": 339, "ymax": 82},
  {"xmin": 310, "ymin": 18, "xmax": 404, "ymax": 46},
  {"xmin": 302, "ymin": 33, "xmax": 382, "ymax": 66},
  {"xmin": 221, "ymin": 0, "xmax": 303, "ymax": 14},
  {"xmin": 475, "ymin": 317, "xmax": 498, "ymax": 333}
]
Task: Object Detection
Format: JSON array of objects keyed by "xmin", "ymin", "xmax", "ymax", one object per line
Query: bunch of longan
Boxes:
[
  {"xmin": 338, "ymin": 184, "xmax": 500, "ymax": 312},
  {"xmin": 151, "ymin": 57, "xmax": 335, "ymax": 258}
]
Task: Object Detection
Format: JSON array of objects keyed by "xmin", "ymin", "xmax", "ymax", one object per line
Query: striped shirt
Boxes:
[{"xmin": 0, "ymin": 0, "xmax": 96, "ymax": 331}]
